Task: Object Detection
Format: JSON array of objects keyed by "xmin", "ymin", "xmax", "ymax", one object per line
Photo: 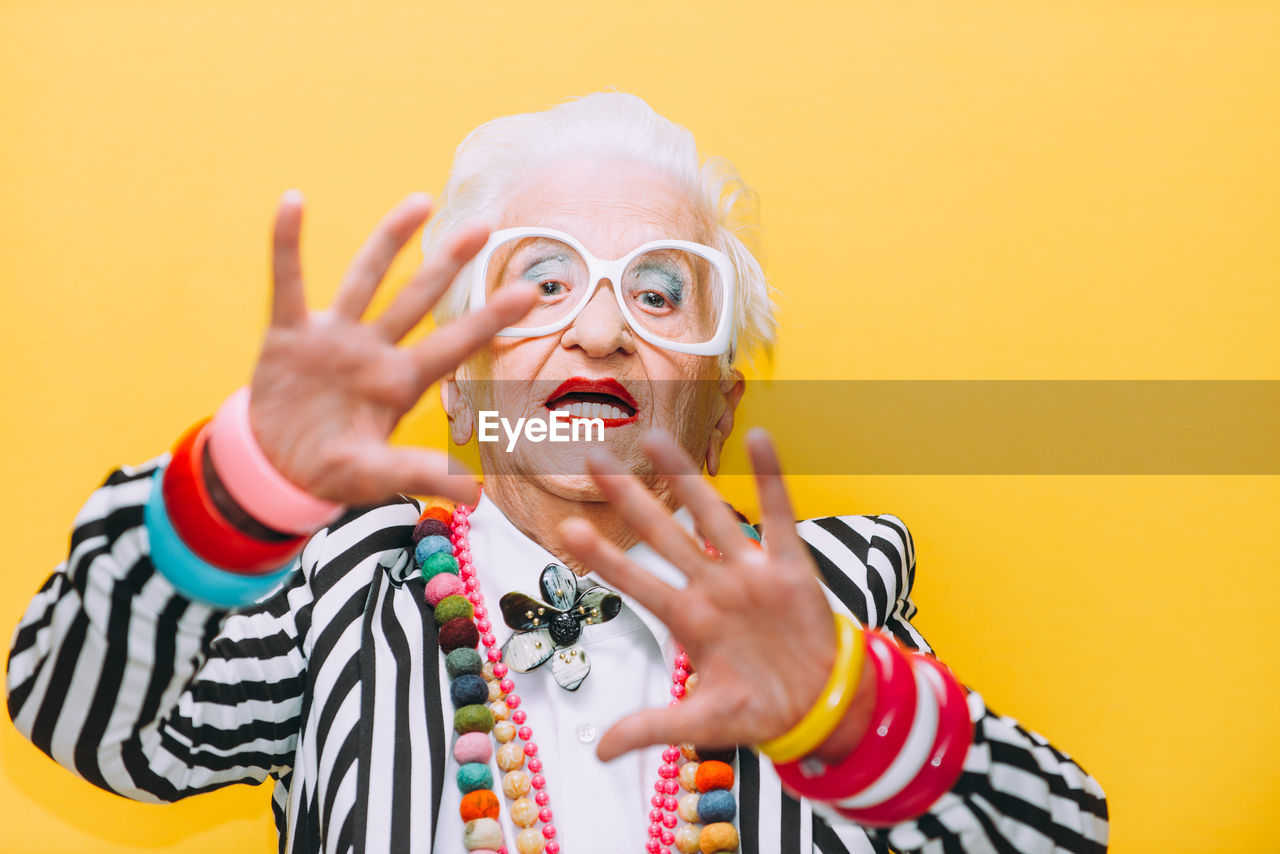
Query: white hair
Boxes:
[{"xmin": 424, "ymin": 92, "xmax": 777, "ymax": 369}]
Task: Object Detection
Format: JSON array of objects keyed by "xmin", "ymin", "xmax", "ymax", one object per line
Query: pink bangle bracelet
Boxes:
[
  {"xmin": 835, "ymin": 655, "xmax": 939, "ymax": 810},
  {"xmin": 837, "ymin": 654, "xmax": 973, "ymax": 827},
  {"xmin": 164, "ymin": 419, "xmax": 306, "ymax": 574},
  {"xmin": 774, "ymin": 630, "xmax": 917, "ymax": 801},
  {"xmin": 206, "ymin": 387, "xmax": 345, "ymax": 535}
]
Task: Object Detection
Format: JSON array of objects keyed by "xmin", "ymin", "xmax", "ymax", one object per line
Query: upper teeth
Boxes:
[{"xmin": 552, "ymin": 401, "xmax": 629, "ymax": 420}]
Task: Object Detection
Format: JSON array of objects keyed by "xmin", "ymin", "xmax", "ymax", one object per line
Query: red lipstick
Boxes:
[{"xmin": 543, "ymin": 376, "xmax": 639, "ymax": 427}]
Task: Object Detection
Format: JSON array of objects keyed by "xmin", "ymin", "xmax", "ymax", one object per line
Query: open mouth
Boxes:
[{"xmin": 544, "ymin": 376, "xmax": 639, "ymax": 426}]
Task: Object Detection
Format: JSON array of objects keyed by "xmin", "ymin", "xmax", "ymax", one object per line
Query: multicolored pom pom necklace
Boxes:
[{"xmin": 411, "ymin": 499, "xmax": 745, "ymax": 854}]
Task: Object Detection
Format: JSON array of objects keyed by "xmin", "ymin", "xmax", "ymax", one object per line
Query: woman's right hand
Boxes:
[{"xmin": 244, "ymin": 190, "xmax": 536, "ymax": 508}]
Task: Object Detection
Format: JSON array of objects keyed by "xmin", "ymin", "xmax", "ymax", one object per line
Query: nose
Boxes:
[{"xmin": 559, "ymin": 279, "xmax": 635, "ymax": 358}]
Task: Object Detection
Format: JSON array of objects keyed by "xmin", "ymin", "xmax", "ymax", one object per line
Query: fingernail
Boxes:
[
  {"xmin": 586, "ymin": 446, "xmax": 615, "ymax": 468},
  {"xmin": 558, "ymin": 517, "xmax": 588, "ymax": 538},
  {"xmin": 641, "ymin": 428, "xmax": 670, "ymax": 446},
  {"xmin": 406, "ymin": 191, "xmax": 433, "ymax": 207},
  {"xmin": 281, "ymin": 189, "xmax": 304, "ymax": 205}
]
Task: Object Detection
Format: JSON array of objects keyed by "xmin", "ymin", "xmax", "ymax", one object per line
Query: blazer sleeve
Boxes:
[
  {"xmin": 6, "ymin": 459, "xmax": 313, "ymax": 803},
  {"xmin": 795, "ymin": 514, "xmax": 1110, "ymax": 854}
]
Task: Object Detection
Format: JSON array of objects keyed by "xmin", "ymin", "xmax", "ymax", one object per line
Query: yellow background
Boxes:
[{"xmin": 2, "ymin": 1, "xmax": 1277, "ymax": 852}]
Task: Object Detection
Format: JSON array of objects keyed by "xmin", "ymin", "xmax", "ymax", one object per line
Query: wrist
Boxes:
[
  {"xmin": 146, "ymin": 465, "xmax": 297, "ymax": 608},
  {"xmin": 206, "ymin": 386, "xmax": 344, "ymax": 534},
  {"xmin": 162, "ymin": 418, "xmax": 306, "ymax": 575},
  {"xmin": 772, "ymin": 631, "xmax": 974, "ymax": 826},
  {"xmin": 200, "ymin": 436, "xmax": 299, "ymax": 542},
  {"xmin": 758, "ymin": 613, "xmax": 866, "ymax": 763},
  {"xmin": 808, "ymin": 649, "xmax": 877, "ymax": 765}
]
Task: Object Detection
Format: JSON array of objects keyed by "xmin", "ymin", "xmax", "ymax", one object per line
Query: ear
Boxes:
[
  {"xmin": 441, "ymin": 376, "xmax": 475, "ymax": 446},
  {"xmin": 704, "ymin": 369, "xmax": 746, "ymax": 477}
]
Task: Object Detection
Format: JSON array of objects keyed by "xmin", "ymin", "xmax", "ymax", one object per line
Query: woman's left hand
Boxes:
[{"xmin": 558, "ymin": 427, "xmax": 846, "ymax": 762}]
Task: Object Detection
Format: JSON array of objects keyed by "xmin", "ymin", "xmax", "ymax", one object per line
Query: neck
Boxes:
[{"xmin": 480, "ymin": 476, "xmax": 675, "ymax": 576}]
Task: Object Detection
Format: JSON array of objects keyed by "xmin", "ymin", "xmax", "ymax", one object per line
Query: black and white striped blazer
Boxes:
[{"xmin": 7, "ymin": 460, "xmax": 1109, "ymax": 853}]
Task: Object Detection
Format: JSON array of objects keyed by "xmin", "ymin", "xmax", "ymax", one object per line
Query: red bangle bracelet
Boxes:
[
  {"xmin": 163, "ymin": 420, "xmax": 307, "ymax": 575},
  {"xmin": 774, "ymin": 630, "xmax": 917, "ymax": 801},
  {"xmin": 837, "ymin": 653, "xmax": 973, "ymax": 827}
]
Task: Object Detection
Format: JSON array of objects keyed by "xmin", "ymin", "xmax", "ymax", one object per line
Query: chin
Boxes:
[
  {"xmin": 530, "ymin": 473, "xmax": 612, "ymax": 503},
  {"xmin": 479, "ymin": 441, "xmax": 667, "ymax": 502}
]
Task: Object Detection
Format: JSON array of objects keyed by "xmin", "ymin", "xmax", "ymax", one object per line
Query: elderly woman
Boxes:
[{"xmin": 7, "ymin": 94, "xmax": 1107, "ymax": 854}]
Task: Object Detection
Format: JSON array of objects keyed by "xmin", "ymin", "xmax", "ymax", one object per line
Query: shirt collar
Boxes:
[{"xmin": 466, "ymin": 493, "xmax": 694, "ymax": 664}]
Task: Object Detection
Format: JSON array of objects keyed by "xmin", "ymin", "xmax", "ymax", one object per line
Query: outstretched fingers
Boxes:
[
  {"xmin": 641, "ymin": 430, "xmax": 752, "ymax": 560},
  {"xmin": 584, "ymin": 447, "xmax": 711, "ymax": 577},
  {"xmin": 407, "ymin": 280, "xmax": 538, "ymax": 390},
  {"xmin": 745, "ymin": 428, "xmax": 808, "ymax": 562},
  {"xmin": 375, "ymin": 221, "xmax": 493, "ymax": 344},
  {"xmin": 331, "ymin": 193, "xmax": 435, "ymax": 320},
  {"xmin": 352, "ymin": 444, "xmax": 482, "ymax": 506},
  {"xmin": 271, "ymin": 190, "xmax": 308, "ymax": 327},
  {"xmin": 558, "ymin": 517, "xmax": 681, "ymax": 618}
]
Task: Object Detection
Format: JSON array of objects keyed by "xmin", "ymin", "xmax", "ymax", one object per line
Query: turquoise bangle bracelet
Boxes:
[{"xmin": 144, "ymin": 466, "xmax": 296, "ymax": 608}]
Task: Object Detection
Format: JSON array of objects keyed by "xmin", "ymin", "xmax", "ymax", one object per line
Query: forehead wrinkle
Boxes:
[{"xmin": 500, "ymin": 159, "xmax": 710, "ymax": 257}]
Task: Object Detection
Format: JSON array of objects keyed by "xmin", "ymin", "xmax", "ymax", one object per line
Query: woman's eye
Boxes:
[
  {"xmin": 638, "ymin": 291, "xmax": 669, "ymax": 309},
  {"xmin": 538, "ymin": 280, "xmax": 567, "ymax": 296}
]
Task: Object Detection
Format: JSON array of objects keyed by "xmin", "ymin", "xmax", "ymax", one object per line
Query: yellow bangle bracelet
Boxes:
[{"xmin": 758, "ymin": 612, "xmax": 866, "ymax": 763}]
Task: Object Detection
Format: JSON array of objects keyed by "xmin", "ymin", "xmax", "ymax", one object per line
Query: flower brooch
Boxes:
[{"xmin": 498, "ymin": 563, "xmax": 622, "ymax": 691}]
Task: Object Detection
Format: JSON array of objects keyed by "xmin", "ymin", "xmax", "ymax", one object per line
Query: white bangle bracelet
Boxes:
[{"xmin": 836, "ymin": 657, "xmax": 939, "ymax": 809}]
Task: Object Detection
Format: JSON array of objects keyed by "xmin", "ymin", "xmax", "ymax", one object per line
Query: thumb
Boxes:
[
  {"xmin": 597, "ymin": 692, "xmax": 722, "ymax": 762},
  {"xmin": 358, "ymin": 444, "xmax": 482, "ymax": 506}
]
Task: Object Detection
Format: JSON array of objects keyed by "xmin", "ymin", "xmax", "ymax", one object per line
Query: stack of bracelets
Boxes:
[
  {"xmin": 763, "ymin": 613, "xmax": 974, "ymax": 827},
  {"xmin": 142, "ymin": 387, "xmax": 344, "ymax": 608}
]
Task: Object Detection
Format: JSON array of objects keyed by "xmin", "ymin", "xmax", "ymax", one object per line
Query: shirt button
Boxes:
[{"xmin": 576, "ymin": 723, "xmax": 597, "ymax": 744}]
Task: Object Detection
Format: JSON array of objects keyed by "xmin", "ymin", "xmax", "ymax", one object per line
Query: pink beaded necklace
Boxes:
[{"xmin": 431, "ymin": 501, "xmax": 739, "ymax": 854}]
